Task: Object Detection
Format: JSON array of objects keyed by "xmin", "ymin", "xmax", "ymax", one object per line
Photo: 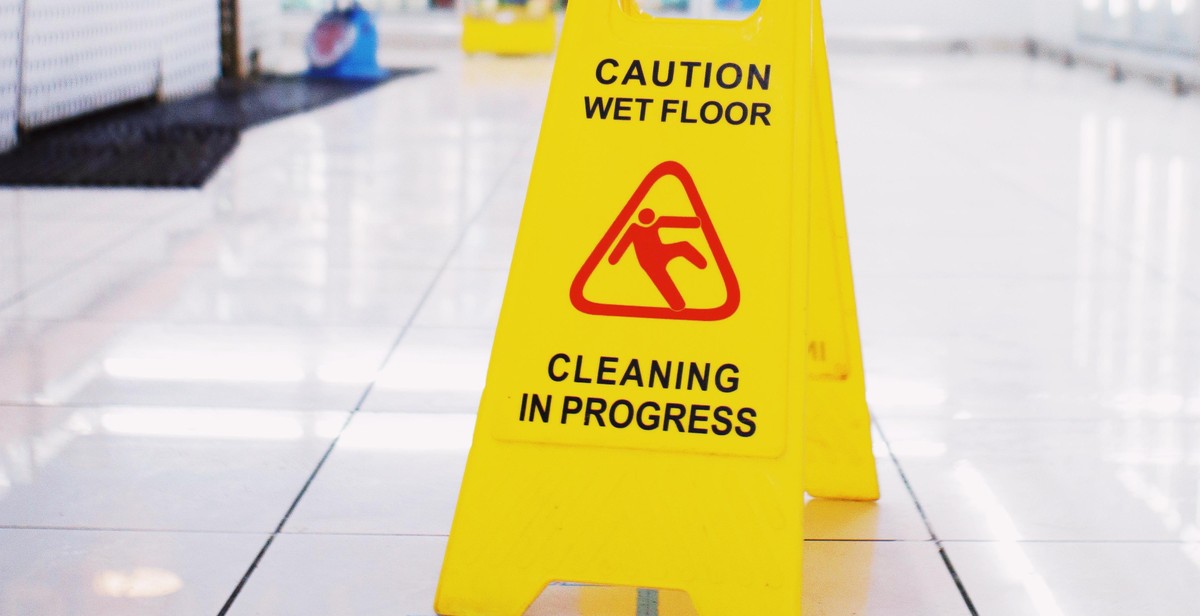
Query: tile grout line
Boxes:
[
  {"xmin": 215, "ymin": 535, "xmax": 278, "ymax": 615},
  {"xmin": 214, "ymin": 412, "xmax": 354, "ymax": 616},
  {"xmin": 872, "ymin": 416, "xmax": 980, "ymax": 616},
  {"xmin": 214, "ymin": 128, "xmax": 540, "ymax": 616}
]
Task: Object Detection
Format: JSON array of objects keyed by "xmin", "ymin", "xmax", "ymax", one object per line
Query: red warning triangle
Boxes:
[{"xmin": 570, "ymin": 161, "xmax": 740, "ymax": 321}]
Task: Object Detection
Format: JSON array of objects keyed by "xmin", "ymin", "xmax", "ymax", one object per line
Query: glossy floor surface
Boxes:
[{"xmin": 2, "ymin": 46, "xmax": 1199, "ymax": 615}]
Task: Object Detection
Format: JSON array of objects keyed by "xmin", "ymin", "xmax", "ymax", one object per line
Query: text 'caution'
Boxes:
[{"xmin": 585, "ymin": 58, "xmax": 774, "ymax": 126}]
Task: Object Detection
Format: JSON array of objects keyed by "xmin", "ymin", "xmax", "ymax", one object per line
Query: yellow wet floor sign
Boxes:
[
  {"xmin": 437, "ymin": 1, "xmax": 877, "ymax": 614},
  {"xmin": 804, "ymin": 2, "xmax": 879, "ymax": 501},
  {"xmin": 462, "ymin": 0, "xmax": 556, "ymax": 56}
]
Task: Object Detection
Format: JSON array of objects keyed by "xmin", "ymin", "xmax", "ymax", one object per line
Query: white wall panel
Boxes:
[
  {"xmin": 1032, "ymin": 0, "xmax": 1078, "ymax": 47},
  {"xmin": 1133, "ymin": 0, "xmax": 1173, "ymax": 49},
  {"xmin": 18, "ymin": 0, "xmax": 159, "ymax": 128},
  {"xmin": 0, "ymin": 0, "xmax": 19, "ymax": 151},
  {"xmin": 160, "ymin": 0, "xmax": 220, "ymax": 100},
  {"xmin": 1149, "ymin": 0, "xmax": 1200, "ymax": 54},
  {"xmin": 823, "ymin": 0, "xmax": 1036, "ymax": 42},
  {"xmin": 1186, "ymin": 0, "xmax": 1200, "ymax": 52},
  {"xmin": 240, "ymin": 0, "xmax": 282, "ymax": 73},
  {"xmin": 820, "ymin": 0, "xmax": 1198, "ymax": 74},
  {"xmin": 1077, "ymin": 0, "xmax": 1109, "ymax": 40},
  {"xmin": 1039, "ymin": 0, "xmax": 1200, "ymax": 54}
]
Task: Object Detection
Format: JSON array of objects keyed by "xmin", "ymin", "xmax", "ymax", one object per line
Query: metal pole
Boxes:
[{"xmin": 220, "ymin": 0, "xmax": 245, "ymax": 79}]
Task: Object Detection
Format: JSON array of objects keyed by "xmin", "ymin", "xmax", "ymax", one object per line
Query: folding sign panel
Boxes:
[{"xmin": 438, "ymin": 1, "xmax": 877, "ymax": 613}]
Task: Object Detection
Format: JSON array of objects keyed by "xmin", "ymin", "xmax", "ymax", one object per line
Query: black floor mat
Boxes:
[{"xmin": 0, "ymin": 69, "xmax": 428, "ymax": 188}]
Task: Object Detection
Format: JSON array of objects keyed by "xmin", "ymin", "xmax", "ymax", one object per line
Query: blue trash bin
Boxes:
[{"xmin": 306, "ymin": 2, "xmax": 386, "ymax": 81}]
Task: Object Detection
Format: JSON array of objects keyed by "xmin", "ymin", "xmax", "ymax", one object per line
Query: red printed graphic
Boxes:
[
  {"xmin": 307, "ymin": 17, "xmax": 358, "ymax": 68},
  {"xmin": 570, "ymin": 161, "xmax": 740, "ymax": 321}
]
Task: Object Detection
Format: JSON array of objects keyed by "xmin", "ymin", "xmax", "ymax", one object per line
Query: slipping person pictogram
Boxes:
[
  {"xmin": 608, "ymin": 208, "xmax": 708, "ymax": 311},
  {"xmin": 571, "ymin": 161, "xmax": 739, "ymax": 322}
]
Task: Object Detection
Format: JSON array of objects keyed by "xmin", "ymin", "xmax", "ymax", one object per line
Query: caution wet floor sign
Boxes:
[{"xmin": 437, "ymin": 1, "xmax": 877, "ymax": 614}]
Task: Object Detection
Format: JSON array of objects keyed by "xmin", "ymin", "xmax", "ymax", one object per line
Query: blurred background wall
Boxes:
[
  {"xmin": 823, "ymin": 0, "xmax": 1037, "ymax": 45},
  {"xmin": 824, "ymin": 0, "xmax": 1199, "ymax": 60},
  {"xmin": 283, "ymin": 0, "xmax": 1199, "ymax": 59},
  {"xmin": 1, "ymin": 0, "xmax": 281, "ymax": 151},
  {"xmin": 3, "ymin": 0, "xmax": 1199, "ymax": 153},
  {"xmin": 0, "ymin": 0, "xmax": 21, "ymax": 150}
]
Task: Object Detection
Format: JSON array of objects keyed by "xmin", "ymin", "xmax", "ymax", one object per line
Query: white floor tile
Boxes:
[
  {"xmin": 858, "ymin": 275, "xmax": 1200, "ymax": 421},
  {"xmin": 0, "ymin": 528, "xmax": 266, "ymax": 616},
  {"xmin": 225, "ymin": 534, "xmax": 446, "ymax": 616},
  {"xmin": 360, "ymin": 327, "xmax": 493, "ymax": 413},
  {"xmin": 284, "ymin": 413, "xmax": 473, "ymax": 536},
  {"xmin": 0, "ymin": 217, "xmax": 159, "ymax": 266},
  {"xmin": 0, "ymin": 189, "xmax": 199, "ymax": 222},
  {"xmin": 883, "ymin": 417, "xmax": 1200, "ymax": 542},
  {"xmin": 947, "ymin": 541, "xmax": 1200, "ymax": 616},
  {"xmin": 803, "ymin": 541, "xmax": 970, "ymax": 615},
  {"xmin": 0, "ymin": 321, "xmax": 399, "ymax": 409},
  {"xmin": 445, "ymin": 220, "xmax": 520, "ymax": 270},
  {"xmin": 183, "ymin": 219, "xmax": 464, "ymax": 270},
  {"xmin": 412, "ymin": 268, "xmax": 507, "ymax": 330},
  {"xmin": 0, "ymin": 406, "xmax": 344, "ymax": 532},
  {"xmin": 857, "ymin": 276, "xmax": 1196, "ymax": 341},
  {"xmin": 1, "ymin": 262, "xmax": 440, "ymax": 327},
  {"xmin": 226, "ymin": 535, "xmax": 969, "ymax": 616},
  {"xmin": 849, "ymin": 229, "xmax": 1138, "ymax": 279},
  {"xmin": 805, "ymin": 447, "xmax": 929, "ymax": 541}
]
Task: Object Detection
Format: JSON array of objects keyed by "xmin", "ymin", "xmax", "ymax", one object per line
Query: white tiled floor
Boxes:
[
  {"xmin": 282, "ymin": 413, "xmax": 473, "ymax": 537},
  {"xmin": 2, "ymin": 41, "xmax": 1200, "ymax": 615},
  {"xmin": 0, "ymin": 528, "xmax": 267, "ymax": 616}
]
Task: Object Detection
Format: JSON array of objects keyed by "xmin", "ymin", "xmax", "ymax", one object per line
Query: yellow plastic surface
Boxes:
[
  {"xmin": 803, "ymin": 0, "xmax": 880, "ymax": 502},
  {"xmin": 438, "ymin": 0, "xmax": 877, "ymax": 613},
  {"xmin": 462, "ymin": 8, "xmax": 556, "ymax": 56}
]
